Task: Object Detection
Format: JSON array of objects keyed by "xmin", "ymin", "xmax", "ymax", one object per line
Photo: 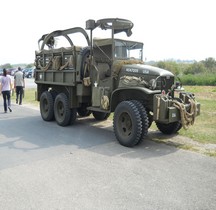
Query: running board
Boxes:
[{"xmin": 87, "ymin": 106, "xmax": 110, "ymax": 113}]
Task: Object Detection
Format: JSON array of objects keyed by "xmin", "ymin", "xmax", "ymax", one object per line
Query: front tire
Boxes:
[
  {"xmin": 131, "ymin": 100, "xmax": 149, "ymax": 144},
  {"xmin": 54, "ymin": 93, "xmax": 71, "ymax": 126},
  {"xmin": 113, "ymin": 101, "xmax": 142, "ymax": 147}
]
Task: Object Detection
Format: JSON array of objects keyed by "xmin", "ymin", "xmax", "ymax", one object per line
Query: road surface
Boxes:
[{"xmin": 0, "ymin": 88, "xmax": 215, "ymax": 210}]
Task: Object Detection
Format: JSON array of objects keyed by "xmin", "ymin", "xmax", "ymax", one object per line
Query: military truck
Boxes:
[{"xmin": 34, "ymin": 18, "xmax": 200, "ymax": 147}]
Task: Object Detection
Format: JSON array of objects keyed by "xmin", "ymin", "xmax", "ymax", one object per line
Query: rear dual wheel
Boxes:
[
  {"xmin": 54, "ymin": 93, "xmax": 77, "ymax": 126},
  {"xmin": 40, "ymin": 91, "xmax": 54, "ymax": 121}
]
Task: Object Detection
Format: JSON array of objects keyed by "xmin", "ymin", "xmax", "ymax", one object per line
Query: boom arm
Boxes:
[{"xmin": 38, "ymin": 27, "xmax": 90, "ymax": 50}]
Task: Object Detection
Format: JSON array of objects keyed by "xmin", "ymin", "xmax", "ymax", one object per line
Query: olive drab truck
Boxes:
[{"xmin": 34, "ymin": 18, "xmax": 200, "ymax": 147}]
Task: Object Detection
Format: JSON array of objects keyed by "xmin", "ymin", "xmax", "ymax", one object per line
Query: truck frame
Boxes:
[{"xmin": 34, "ymin": 18, "xmax": 200, "ymax": 147}]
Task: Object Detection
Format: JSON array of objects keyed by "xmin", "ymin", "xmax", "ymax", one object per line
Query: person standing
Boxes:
[
  {"xmin": 0, "ymin": 68, "xmax": 13, "ymax": 113},
  {"xmin": 14, "ymin": 67, "xmax": 25, "ymax": 105}
]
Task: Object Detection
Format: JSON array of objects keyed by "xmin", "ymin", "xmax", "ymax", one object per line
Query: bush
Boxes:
[
  {"xmin": 156, "ymin": 60, "xmax": 180, "ymax": 75},
  {"xmin": 184, "ymin": 62, "xmax": 206, "ymax": 75},
  {"xmin": 180, "ymin": 74, "xmax": 216, "ymax": 86}
]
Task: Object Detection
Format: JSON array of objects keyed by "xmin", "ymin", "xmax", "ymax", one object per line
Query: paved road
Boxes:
[{"xmin": 0, "ymin": 96, "xmax": 216, "ymax": 210}]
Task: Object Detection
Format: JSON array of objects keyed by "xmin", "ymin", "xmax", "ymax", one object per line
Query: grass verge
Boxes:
[{"xmin": 12, "ymin": 88, "xmax": 39, "ymax": 107}]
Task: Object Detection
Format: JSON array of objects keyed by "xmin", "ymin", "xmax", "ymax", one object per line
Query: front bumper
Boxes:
[{"xmin": 153, "ymin": 92, "xmax": 201, "ymax": 124}]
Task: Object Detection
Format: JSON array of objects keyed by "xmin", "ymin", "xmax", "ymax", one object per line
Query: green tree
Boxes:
[
  {"xmin": 184, "ymin": 62, "xmax": 206, "ymax": 75},
  {"xmin": 0, "ymin": 63, "xmax": 12, "ymax": 69},
  {"xmin": 156, "ymin": 60, "xmax": 180, "ymax": 75},
  {"xmin": 201, "ymin": 57, "xmax": 216, "ymax": 73},
  {"xmin": 25, "ymin": 63, "xmax": 34, "ymax": 68}
]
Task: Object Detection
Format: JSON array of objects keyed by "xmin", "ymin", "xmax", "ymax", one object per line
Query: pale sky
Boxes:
[{"xmin": 0, "ymin": 0, "xmax": 215, "ymax": 64}]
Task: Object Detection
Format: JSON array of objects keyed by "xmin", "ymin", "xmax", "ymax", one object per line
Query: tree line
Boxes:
[
  {"xmin": 1, "ymin": 57, "xmax": 216, "ymax": 85},
  {"xmin": 155, "ymin": 57, "xmax": 216, "ymax": 75},
  {"xmin": 153, "ymin": 57, "xmax": 216, "ymax": 86},
  {"xmin": 0, "ymin": 63, "xmax": 34, "ymax": 69}
]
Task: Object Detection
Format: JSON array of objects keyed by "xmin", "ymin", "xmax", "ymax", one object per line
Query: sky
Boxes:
[{"xmin": 0, "ymin": 0, "xmax": 215, "ymax": 65}]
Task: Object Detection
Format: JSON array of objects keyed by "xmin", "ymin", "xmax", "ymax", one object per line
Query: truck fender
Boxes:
[{"xmin": 110, "ymin": 87, "xmax": 160, "ymax": 111}]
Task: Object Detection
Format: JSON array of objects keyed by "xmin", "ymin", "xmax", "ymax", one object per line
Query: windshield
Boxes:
[{"xmin": 114, "ymin": 40, "xmax": 143, "ymax": 60}]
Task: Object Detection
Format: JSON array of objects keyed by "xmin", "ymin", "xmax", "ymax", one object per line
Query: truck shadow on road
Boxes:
[
  {"xmin": 74, "ymin": 116, "xmax": 182, "ymax": 159},
  {"xmin": 0, "ymin": 111, "xmax": 181, "ymax": 169}
]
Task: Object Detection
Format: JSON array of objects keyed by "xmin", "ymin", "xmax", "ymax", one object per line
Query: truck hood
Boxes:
[{"xmin": 120, "ymin": 64, "xmax": 174, "ymax": 77}]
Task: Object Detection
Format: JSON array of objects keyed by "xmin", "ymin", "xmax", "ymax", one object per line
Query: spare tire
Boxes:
[{"xmin": 80, "ymin": 47, "xmax": 90, "ymax": 79}]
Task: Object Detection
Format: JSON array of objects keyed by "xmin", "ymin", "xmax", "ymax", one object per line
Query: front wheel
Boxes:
[
  {"xmin": 113, "ymin": 101, "xmax": 142, "ymax": 147},
  {"xmin": 131, "ymin": 100, "xmax": 149, "ymax": 145}
]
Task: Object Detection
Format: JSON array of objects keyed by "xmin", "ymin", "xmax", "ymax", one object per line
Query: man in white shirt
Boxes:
[{"xmin": 14, "ymin": 67, "xmax": 25, "ymax": 105}]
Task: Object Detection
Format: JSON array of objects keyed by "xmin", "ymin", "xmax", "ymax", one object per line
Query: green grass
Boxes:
[
  {"xmin": 178, "ymin": 86, "xmax": 216, "ymax": 144},
  {"xmin": 12, "ymin": 88, "xmax": 39, "ymax": 106},
  {"xmin": 180, "ymin": 74, "xmax": 216, "ymax": 86},
  {"xmin": 179, "ymin": 99, "xmax": 216, "ymax": 141}
]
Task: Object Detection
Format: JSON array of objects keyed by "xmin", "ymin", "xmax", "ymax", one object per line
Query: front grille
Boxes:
[{"xmin": 159, "ymin": 76, "xmax": 174, "ymax": 93}]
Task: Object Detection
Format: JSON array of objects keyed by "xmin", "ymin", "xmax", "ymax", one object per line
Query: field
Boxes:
[
  {"xmin": 178, "ymin": 86, "xmax": 216, "ymax": 144},
  {"xmin": 18, "ymin": 86, "xmax": 216, "ymax": 155}
]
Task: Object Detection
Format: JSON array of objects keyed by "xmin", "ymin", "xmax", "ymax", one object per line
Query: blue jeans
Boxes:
[
  {"xmin": 16, "ymin": 86, "xmax": 23, "ymax": 105},
  {"xmin": 2, "ymin": 91, "xmax": 11, "ymax": 112}
]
